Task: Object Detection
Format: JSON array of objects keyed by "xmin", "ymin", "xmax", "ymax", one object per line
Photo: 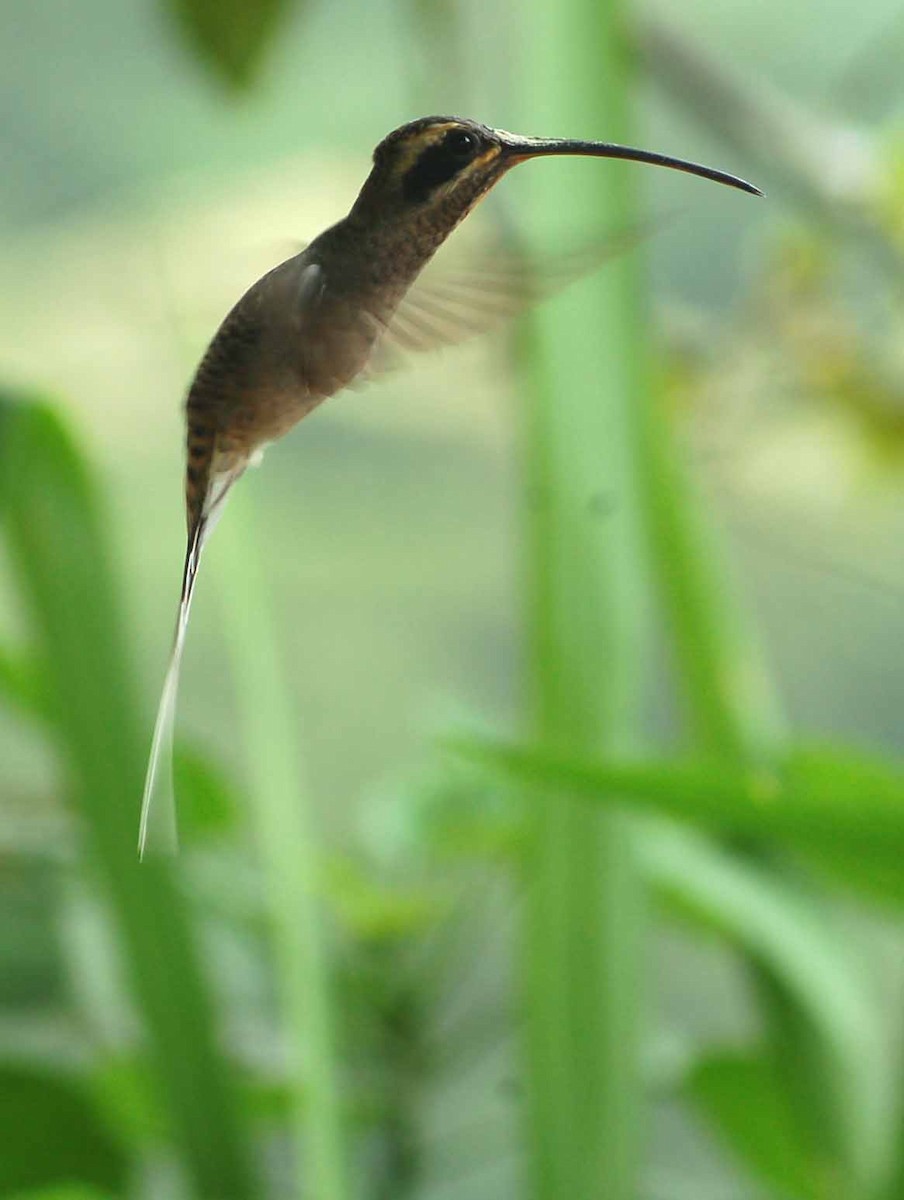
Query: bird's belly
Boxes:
[
  {"xmin": 217, "ymin": 377, "xmax": 325, "ymax": 453},
  {"xmin": 188, "ymin": 306, "xmax": 380, "ymax": 465},
  {"xmin": 294, "ymin": 312, "xmax": 381, "ymax": 399}
]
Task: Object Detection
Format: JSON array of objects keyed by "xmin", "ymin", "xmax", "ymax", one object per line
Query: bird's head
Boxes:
[{"xmin": 347, "ymin": 114, "xmax": 761, "ymax": 227}]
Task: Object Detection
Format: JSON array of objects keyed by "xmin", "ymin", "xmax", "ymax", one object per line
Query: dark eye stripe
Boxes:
[{"xmin": 402, "ymin": 138, "xmax": 478, "ymax": 204}]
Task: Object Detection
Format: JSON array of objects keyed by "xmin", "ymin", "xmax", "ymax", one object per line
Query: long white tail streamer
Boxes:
[
  {"xmin": 137, "ymin": 467, "xmax": 243, "ymax": 859},
  {"xmin": 137, "ymin": 534, "xmax": 201, "ymax": 859}
]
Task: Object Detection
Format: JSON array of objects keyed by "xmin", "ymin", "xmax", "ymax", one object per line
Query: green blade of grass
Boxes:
[
  {"xmin": 638, "ymin": 419, "xmax": 785, "ymax": 764},
  {"xmin": 595, "ymin": 97, "xmax": 887, "ymax": 1181},
  {"xmin": 446, "ymin": 736, "xmax": 904, "ymax": 866},
  {"xmin": 0, "ymin": 642, "xmax": 49, "ymax": 722},
  {"xmin": 514, "ymin": 3, "xmax": 648, "ymax": 1197},
  {"xmin": 0, "ymin": 396, "xmax": 255, "ymax": 1198},
  {"xmin": 686, "ymin": 1051, "xmax": 852, "ymax": 1200},
  {"xmin": 215, "ymin": 489, "xmax": 348, "ymax": 1200},
  {"xmin": 637, "ymin": 403, "xmax": 890, "ymax": 1193},
  {"xmin": 646, "ymin": 825, "xmax": 893, "ymax": 1195},
  {"xmin": 454, "ymin": 728, "xmax": 901, "ymax": 1194}
]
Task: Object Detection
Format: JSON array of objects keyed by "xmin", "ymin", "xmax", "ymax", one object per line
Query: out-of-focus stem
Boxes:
[
  {"xmin": 515, "ymin": 3, "xmax": 648, "ymax": 1198},
  {"xmin": 217, "ymin": 492, "xmax": 349, "ymax": 1200}
]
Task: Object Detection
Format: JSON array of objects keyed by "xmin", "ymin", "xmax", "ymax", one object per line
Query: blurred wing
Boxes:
[{"xmin": 362, "ymin": 223, "xmax": 654, "ymax": 378}]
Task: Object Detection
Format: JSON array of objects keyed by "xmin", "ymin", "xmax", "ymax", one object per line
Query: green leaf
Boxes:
[
  {"xmin": 687, "ymin": 1051, "xmax": 827, "ymax": 1199},
  {"xmin": 326, "ymin": 854, "xmax": 441, "ymax": 941},
  {"xmin": 446, "ymin": 736, "xmax": 904, "ymax": 888},
  {"xmin": 165, "ymin": 0, "xmax": 294, "ymax": 91},
  {"xmin": 7, "ymin": 1190, "xmax": 115, "ymax": 1200},
  {"xmin": 216, "ymin": 495, "xmax": 349, "ymax": 1200},
  {"xmin": 173, "ymin": 742, "xmax": 240, "ymax": 838},
  {"xmin": 92, "ymin": 1055, "xmax": 166, "ymax": 1148},
  {"xmin": 647, "ymin": 826, "xmax": 893, "ymax": 1196},
  {"xmin": 0, "ymin": 395, "xmax": 256, "ymax": 1198},
  {"xmin": 0, "ymin": 858, "xmax": 63, "ymax": 1007},
  {"xmin": 0, "ymin": 1067, "xmax": 127, "ymax": 1195},
  {"xmin": 0, "ymin": 641, "xmax": 50, "ymax": 723},
  {"xmin": 796, "ymin": 839, "xmax": 904, "ymax": 909}
]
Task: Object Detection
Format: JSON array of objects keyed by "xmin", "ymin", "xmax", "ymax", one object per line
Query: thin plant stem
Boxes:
[
  {"xmin": 216, "ymin": 490, "xmax": 349, "ymax": 1200},
  {"xmin": 514, "ymin": 2, "xmax": 648, "ymax": 1197},
  {"xmin": 0, "ymin": 399, "xmax": 256, "ymax": 1199}
]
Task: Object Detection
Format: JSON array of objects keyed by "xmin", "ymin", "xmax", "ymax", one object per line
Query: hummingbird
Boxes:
[{"xmin": 138, "ymin": 114, "xmax": 761, "ymax": 858}]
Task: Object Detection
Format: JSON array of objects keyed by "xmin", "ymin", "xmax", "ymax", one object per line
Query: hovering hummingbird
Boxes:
[{"xmin": 138, "ymin": 114, "xmax": 761, "ymax": 858}]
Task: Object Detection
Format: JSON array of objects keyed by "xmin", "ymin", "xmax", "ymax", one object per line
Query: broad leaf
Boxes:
[
  {"xmin": 687, "ymin": 1051, "xmax": 826, "ymax": 1199},
  {"xmin": 173, "ymin": 742, "xmax": 240, "ymax": 837},
  {"xmin": 0, "ymin": 395, "xmax": 256, "ymax": 1198},
  {"xmin": 447, "ymin": 736, "xmax": 904, "ymax": 895},
  {"xmin": 8, "ymin": 1190, "xmax": 114, "ymax": 1200},
  {"xmin": 165, "ymin": 0, "xmax": 295, "ymax": 91},
  {"xmin": 647, "ymin": 826, "xmax": 893, "ymax": 1195},
  {"xmin": 0, "ymin": 641, "xmax": 49, "ymax": 723},
  {"xmin": 0, "ymin": 1067, "xmax": 127, "ymax": 1195}
]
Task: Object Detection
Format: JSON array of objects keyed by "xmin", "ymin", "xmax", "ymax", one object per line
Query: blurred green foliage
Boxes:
[
  {"xmin": 165, "ymin": 0, "xmax": 295, "ymax": 91},
  {"xmin": 3, "ymin": 1, "xmax": 904, "ymax": 1199}
]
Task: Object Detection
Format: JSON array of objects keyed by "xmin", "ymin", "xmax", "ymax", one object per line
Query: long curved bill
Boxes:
[{"xmin": 496, "ymin": 132, "xmax": 763, "ymax": 197}]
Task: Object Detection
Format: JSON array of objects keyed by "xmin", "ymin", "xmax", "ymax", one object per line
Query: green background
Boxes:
[{"xmin": 2, "ymin": 1, "xmax": 904, "ymax": 1198}]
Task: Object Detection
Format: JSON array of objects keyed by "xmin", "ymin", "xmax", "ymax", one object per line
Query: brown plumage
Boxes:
[{"xmin": 138, "ymin": 115, "xmax": 761, "ymax": 857}]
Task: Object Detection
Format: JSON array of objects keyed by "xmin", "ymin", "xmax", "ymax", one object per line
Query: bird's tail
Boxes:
[
  {"xmin": 136, "ymin": 530, "xmax": 204, "ymax": 859},
  {"xmin": 138, "ymin": 459, "xmax": 246, "ymax": 860},
  {"xmin": 137, "ymin": 525, "xmax": 205, "ymax": 860}
]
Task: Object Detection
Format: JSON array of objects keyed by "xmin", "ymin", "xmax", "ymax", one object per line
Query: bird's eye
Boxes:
[
  {"xmin": 444, "ymin": 129, "xmax": 477, "ymax": 156},
  {"xmin": 400, "ymin": 127, "xmax": 481, "ymax": 203}
]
